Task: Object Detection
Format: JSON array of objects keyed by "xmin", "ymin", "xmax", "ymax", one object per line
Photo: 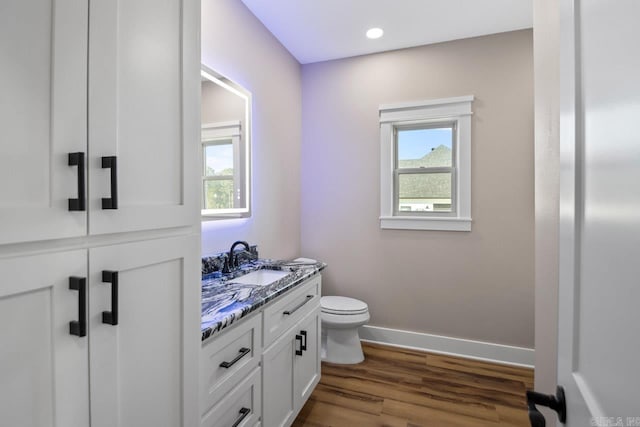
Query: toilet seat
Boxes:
[{"xmin": 321, "ymin": 296, "xmax": 368, "ymax": 315}]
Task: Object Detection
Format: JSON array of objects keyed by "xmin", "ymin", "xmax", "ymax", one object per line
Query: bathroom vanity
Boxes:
[{"xmin": 200, "ymin": 258, "xmax": 324, "ymax": 427}]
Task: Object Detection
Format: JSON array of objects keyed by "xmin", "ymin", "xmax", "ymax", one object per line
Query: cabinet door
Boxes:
[
  {"xmin": 0, "ymin": 0, "xmax": 88, "ymax": 244},
  {"xmin": 262, "ymin": 330, "xmax": 296, "ymax": 427},
  {"xmin": 87, "ymin": 0, "xmax": 200, "ymax": 235},
  {"xmin": 0, "ymin": 250, "xmax": 89, "ymax": 427},
  {"xmin": 88, "ymin": 234, "xmax": 200, "ymax": 427},
  {"xmin": 294, "ymin": 308, "xmax": 321, "ymax": 410}
]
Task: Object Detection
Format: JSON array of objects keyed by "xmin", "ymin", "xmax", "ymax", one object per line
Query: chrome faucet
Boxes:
[{"xmin": 223, "ymin": 241, "xmax": 252, "ymax": 273}]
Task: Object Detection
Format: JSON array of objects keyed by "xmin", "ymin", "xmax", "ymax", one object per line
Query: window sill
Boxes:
[
  {"xmin": 201, "ymin": 210, "xmax": 250, "ymax": 221},
  {"xmin": 379, "ymin": 216, "xmax": 472, "ymax": 231}
]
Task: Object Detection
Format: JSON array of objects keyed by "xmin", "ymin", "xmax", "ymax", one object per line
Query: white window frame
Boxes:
[
  {"xmin": 380, "ymin": 96, "xmax": 473, "ymax": 231},
  {"xmin": 201, "ymin": 121, "xmax": 245, "ymax": 217}
]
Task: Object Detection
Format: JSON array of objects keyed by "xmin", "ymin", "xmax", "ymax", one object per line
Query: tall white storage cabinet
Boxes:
[
  {"xmin": 0, "ymin": 0, "xmax": 89, "ymax": 244},
  {"xmin": 0, "ymin": 251, "xmax": 90, "ymax": 427},
  {"xmin": 0, "ymin": 0, "xmax": 201, "ymax": 426}
]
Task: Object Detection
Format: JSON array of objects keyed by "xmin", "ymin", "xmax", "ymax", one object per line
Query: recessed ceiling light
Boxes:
[{"xmin": 366, "ymin": 27, "xmax": 384, "ymax": 39}]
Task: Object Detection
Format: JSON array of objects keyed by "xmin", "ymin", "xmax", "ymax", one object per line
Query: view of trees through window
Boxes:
[
  {"xmin": 204, "ymin": 167, "xmax": 234, "ymax": 210},
  {"xmin": 396, "ymin": 127, "xmax": 454, "ymax": 212},
  {"xmin": 203, "ymin": 142, "xmax": 234, "ymax": 210}
]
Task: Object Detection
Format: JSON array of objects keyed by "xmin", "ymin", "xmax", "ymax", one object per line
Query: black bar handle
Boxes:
[
  {"xmin": 526, "ymin": 386, "xmax": 566, "ymax": 427},
  {"xmin": 300, "ymin": 330, "xmax": 307, "ymax": 352},
  {"xmin": 101, "ymin": 156, "xmax": 118, "ymax": 209},
  {"xmin": 68, "ymin": 152, "xmax": 86, "ymax": 211},
  {"xmin": 231, "ymin": 407, "xmax": 250, "ymax": 427},
  {"xmin": 102, "ymin": 270, "xmax": 118, "ymax": 325},
  {"xmin": 219, "ymin": 347, "xmax": 251, "ymax": 369},
  {"xmin": 295, "ymin": 334, "xmax": 303, "ymax": 356},
  {"xmin": 283, "ymin": 295, "xmax": 314, "ymax": 316},
  {"xmin": 69, "ymin": 277, "xmax": 87, "ymax": 337}
]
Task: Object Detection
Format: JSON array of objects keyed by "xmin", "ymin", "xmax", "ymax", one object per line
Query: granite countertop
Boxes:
[{"xmin": 201, "ymin": 258, "xmax": 326, "ymax": 341}]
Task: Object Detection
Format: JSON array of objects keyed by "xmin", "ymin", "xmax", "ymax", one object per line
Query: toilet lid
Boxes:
[{"xmin": 321, "ymin": 296, "xmax": 368, "ymax": 315}]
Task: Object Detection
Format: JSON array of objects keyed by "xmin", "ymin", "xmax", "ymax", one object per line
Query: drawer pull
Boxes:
[
  {"xmin": 231, "ymin": 407, "xmax": 250, "ymax": 427},
  {"xmin": 219, "ymin": 347, "xmax": 251, "ymax": 369},
  {"xmin": 295, "ymin": 334, "xmax": 304, "ymax": 356},
  {"xmin": 283, "ymin": 295, "xmax": 314, "ymax": 316},
  {"xmin": 300, "ymin": 330, "xmax": 307, "ymax": 351}
]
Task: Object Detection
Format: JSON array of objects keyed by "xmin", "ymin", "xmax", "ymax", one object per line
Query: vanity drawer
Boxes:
[
  {"xmin": 201, "ymin": 367, "xmax": 261, "ymax": 427},
  {"xmin": 200, "ymin": 313, "xmax": 262, "ymax": 415},
  {"xmin": 263, "ymin": 275, "xmax": 321, "ymax": 347}
]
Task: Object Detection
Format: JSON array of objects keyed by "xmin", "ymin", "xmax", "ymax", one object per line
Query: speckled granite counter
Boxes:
[{"xmin": 201, "ymin": 259, "xmax": 326, "ymax": 341}]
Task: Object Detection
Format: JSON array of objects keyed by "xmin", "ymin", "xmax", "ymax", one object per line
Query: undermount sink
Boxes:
[{"xmin": 231, "ymin": 269, "xmax": 290, "ymax": 286}]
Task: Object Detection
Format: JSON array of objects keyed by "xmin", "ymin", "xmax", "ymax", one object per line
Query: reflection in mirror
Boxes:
[{"xmin": 201, "ymin": 65, "xmax": 251, "ymax": 218}]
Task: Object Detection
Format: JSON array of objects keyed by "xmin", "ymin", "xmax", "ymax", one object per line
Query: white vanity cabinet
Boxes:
[
  {"xmin": 200, "ymin": 274, "xmax": 322, "ymax": 427},
  {"xmin": 0, "ymin": 0, "xmax": 199, "ymax": 245},
  {"xmin": 262, "ymin": 306, "xmax": 321, "ymax": 427},
  {"xmin": 262, "ymin": 276, "xmax": 321, "ymax": 427}
]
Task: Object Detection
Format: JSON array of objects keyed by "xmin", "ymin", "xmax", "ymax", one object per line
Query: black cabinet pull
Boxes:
[
  {"xmin": 283, "ymin": 295, "xmax": 314, "ymax": 316},
  {"xmin": 102, "ymin": 270, "xmax": 118, "ymax": 325},
  {"xmin": 68, "ymin": 152, "xmax": 86, "ymax": 211},
  {"xmin": 231, "ymin": 407, "xmax": 250, "ymax": 427},
  {"xmin": 526, "ymin": 386, "xmax": 566, "ymax": 427},
  {"xmin": 101, "ymin": 156, "xmax": 118, "ymax": 209},
  {"xmin": 219, "ymin": 347, "xmax": 251, "ymax": 368},
  {"xmin": 69, "ymin": 277, "xmax": 87, "ymax": 337},
  {"xmin": 300, "ymin": 330, "xmax": 307, "ymax": 352},
  {"xmin": 295, "ymin": 334, "xmax": 303, "ymax": 356}
]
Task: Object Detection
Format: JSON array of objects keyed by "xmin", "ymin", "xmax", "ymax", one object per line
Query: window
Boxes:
[
  {"xmin": 380, "ymin": 96, "xmax": 473, "ymax": 231},
  {"xmin": 201, "ymin": 121, "xmax": 244, "ymax": 214}
]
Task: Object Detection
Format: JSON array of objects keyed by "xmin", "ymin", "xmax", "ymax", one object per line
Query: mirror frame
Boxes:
[{"xmin": 200, "ymin": 64, "xmax": 252, "ymax": 219}]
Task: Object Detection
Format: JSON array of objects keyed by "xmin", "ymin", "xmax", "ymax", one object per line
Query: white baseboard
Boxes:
[{"xmin": 359, "ymin": 325, "xmax": 534, "ymax": 368}]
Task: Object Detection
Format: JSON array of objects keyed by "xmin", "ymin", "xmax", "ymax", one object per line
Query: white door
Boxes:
[
  {"xmin": 0, "ymin": 250, "xmax": 89, "ymax": 427},
  {"xmin": 88, "ymin": 234, "xmax": 200, "ymax": 427},
  {"xmin": 0, "ymin": 0, "xmax": 87, "ymax": 244},
  {"xmin": 87, "ymin": 0, "xmax": 200, "ymax": 236},
  {"xmin": 557, "ymin": 0, "xmax": 640, "ymax": 424}
]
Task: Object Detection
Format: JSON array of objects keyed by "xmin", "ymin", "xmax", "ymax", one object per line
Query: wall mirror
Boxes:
[{"xmin": 200, "ymin": 65, "xmax": 251, "ymax": 219}]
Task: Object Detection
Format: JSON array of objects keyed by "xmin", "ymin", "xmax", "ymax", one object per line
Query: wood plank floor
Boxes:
[{"xmin": 293, "ymin": 342, "xmax": 533, "ymax": 427}]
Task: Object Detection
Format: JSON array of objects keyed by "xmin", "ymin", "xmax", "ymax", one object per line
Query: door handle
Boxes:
[
  {"xmin": 69, "ymin": 276, "xmax": 87, "ymax": 337},
  {"xmin": 68, "ymin": 152, "xmax": 86, "ymax": 211},
  {"xmin": 295, "ymin": 334, "xmax": 303, "ymax": 356},
  {"xmin": 101, "ymin": 270, "xmax": 119, "ymax": 325},
  {"xmin": 300, "ymin": 330, "xmax": 307, "ymax": 351},
  {"xmin": 101, "ymin": 156, "xmax": 118, "ymax": 209},
  {"xmin": 526, "ymin": 386, "xmax": 566, "ymax": 427}
]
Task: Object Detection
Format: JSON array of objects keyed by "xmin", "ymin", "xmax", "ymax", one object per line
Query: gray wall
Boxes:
[
  {"xmin": 201, "ymin": 0, "xmax": 302, "ymax": 259},
  {"xmin": 201, "ymin": 80, "xmax": 245, "ymax": 126},
  {"xmin": 534, "ymin": 0, "xmax": 560, "ymax": 423},
  {"xmin": 300, "ymin": 30, "xmax": 535, "ymax": 348}
]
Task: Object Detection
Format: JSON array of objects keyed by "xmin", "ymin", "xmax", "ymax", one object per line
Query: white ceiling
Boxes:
[{"xmin": 240, "ymin": 0, "xmax": 533, "ymax": 64}]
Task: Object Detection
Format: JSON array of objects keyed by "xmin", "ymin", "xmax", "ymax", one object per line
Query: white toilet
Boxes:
[{"xmin": 320, "ymin": 296, "xmax": 370, "ymax": 364}]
